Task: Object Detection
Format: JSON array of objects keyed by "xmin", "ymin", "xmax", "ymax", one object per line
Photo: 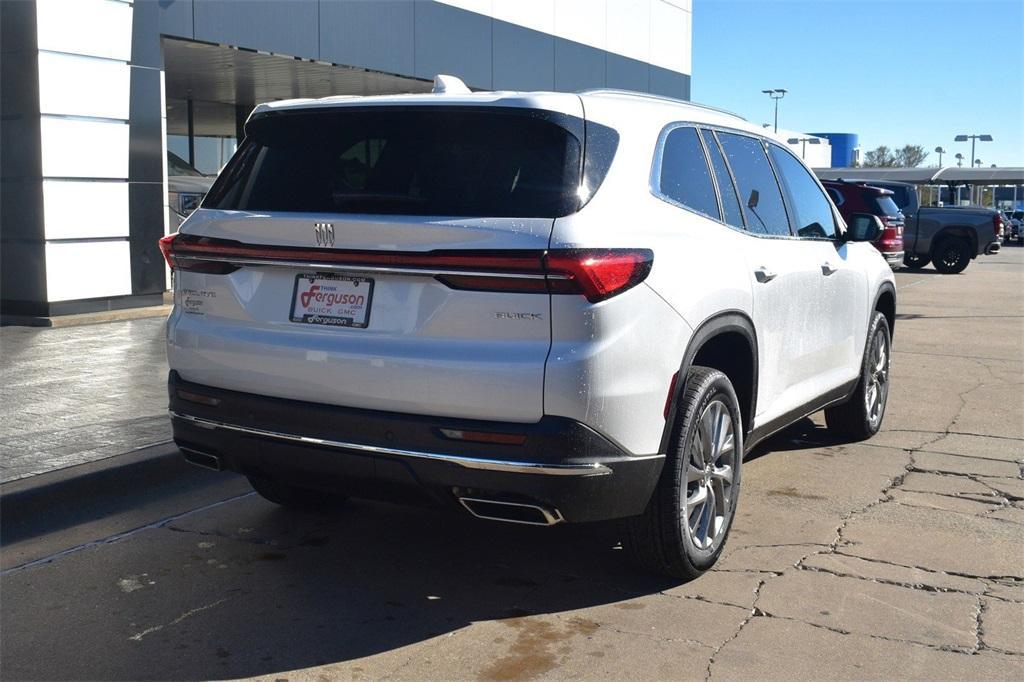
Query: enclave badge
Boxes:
[{"xmin": 314, "ymin": 222, "xmax": 335, "ymax": 247}]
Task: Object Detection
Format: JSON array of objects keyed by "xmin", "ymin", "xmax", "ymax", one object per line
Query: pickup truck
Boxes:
[{"xmin": 864, "ymin": 180, "xmax": 1002, "ymax": 274}]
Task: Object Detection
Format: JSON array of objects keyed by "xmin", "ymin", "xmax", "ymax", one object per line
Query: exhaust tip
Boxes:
[
  {"xmin": 181, "ymin": 447, "xmax": 223, "ymax": 472},
  {"xmin": 458, "ymin": 496, "xmax": 564, "ymax": 526}
]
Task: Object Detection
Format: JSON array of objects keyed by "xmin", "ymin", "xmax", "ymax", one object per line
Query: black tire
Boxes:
[
  {"xmin": 825, "ymin": 311, "xmax": 891, "ymax": 441},
  {"xmin": 626, "ymin": 367, "xmax": 743, "ymax": 580},
  {"xmin": 248, "ymin": 475, "xmax": 347, "ymax": 510},
  {"xmin": 902, "ymin": 252, "xmax": 929, "ymax": 269},
  {"xmin": 932, "ymin": 237, "xmax": 972, "ymax": 274}
]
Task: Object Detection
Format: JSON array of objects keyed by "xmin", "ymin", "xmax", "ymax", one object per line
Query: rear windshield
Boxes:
[
  {"xmin": 868, "ymin": 194, "xmax": 902, "ymax": 218},
  {"xmin": 205, "ymin": 107, "xmax": 584, "ymax": 218},
  {"xmin": 879, "ymin": 184, "xmax": 912, "ymax": 210}
]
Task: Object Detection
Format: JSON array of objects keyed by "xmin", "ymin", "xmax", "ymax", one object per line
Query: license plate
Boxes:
[{"xmin": 290, "ymin": 273, "xmax": 374, "ymax": 328}]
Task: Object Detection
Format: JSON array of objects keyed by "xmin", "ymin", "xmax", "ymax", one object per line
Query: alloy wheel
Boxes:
[
  {"xmin": 685, "ymin": 399, "xmax": 736, "ymax": 550},
  {"xmin": 864, "ymin": 328, "xmax": 889, "ymax": 427}
]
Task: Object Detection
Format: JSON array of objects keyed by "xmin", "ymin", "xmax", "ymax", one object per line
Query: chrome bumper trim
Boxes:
[{"xmin": 168, "ymin": 411, "xmax": 642, "ymax": 477}]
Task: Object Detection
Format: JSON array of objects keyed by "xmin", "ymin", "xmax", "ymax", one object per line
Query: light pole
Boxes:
[
  {"xmin": 974, "ymin": 158, "xmax": 983, "ymax": 167},
  {"xmin": 934, "ymin": 146, "xmax": 946, "ymax": 166},
  {"xmin": 761, "ymin": 89, "xmax": 787, "ymax": 133},
  {"xmin": 787, "ymin": 136, "xmax": 821, "ymax": 160},
  {"xmin": 955, "ymin": 133, "xmax": 993, "ymax": 173},
  {"xmin": 955, "ymin": 152, "xmax": 964, "ymax": 167}
]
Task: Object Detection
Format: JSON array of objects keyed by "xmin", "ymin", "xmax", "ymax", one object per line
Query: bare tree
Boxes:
[
  {"xmin": 863, "ymin": 146, "xmax": 897, "ymax": 167},
  {"xmin": 894, "ymin": 145, "xmax": 928, "ymax": 167}
]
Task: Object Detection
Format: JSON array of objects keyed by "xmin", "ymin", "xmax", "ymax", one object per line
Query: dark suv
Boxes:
[{"xmin": 822, "ymin": 180, "xmax": 904, "ymax": 268}]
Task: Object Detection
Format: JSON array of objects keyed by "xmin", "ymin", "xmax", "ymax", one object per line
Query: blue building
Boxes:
[{"xmin": 812, "ymin": 132, "xmax": 859, "ymax": 168}]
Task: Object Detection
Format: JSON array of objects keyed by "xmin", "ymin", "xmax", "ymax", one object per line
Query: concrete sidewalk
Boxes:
[{"xmin": 0, "ymin": 317, "xmax": 171, "ymax": 481}]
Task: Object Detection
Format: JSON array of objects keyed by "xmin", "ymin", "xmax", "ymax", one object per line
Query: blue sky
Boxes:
[{"xmin": 692, "ymin": 0, "xmax": 1024, "ymax": 167}]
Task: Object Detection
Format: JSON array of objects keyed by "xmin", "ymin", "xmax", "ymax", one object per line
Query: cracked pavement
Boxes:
[{"xmin": 1, "ymin": 248, "xmax": 1022, "ymax": 680}]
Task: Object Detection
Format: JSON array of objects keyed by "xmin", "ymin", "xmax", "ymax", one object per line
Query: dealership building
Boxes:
[{"xmin": 2, "ymin": 0, "xmax": 696, "ymax": 320}]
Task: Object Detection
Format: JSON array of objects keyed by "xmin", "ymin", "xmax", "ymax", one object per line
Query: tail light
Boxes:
[
  {"xmin": 157, "ymin": 234, "xmax": 653, "ymax": 303},
  {"xmin": 993, "ymin": 214, "xmax": 1003, "ymax": 238}
]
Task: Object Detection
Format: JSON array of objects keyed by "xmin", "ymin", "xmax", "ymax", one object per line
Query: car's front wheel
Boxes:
[
  {"xmin": 825, "ymin": 311, "xmax": 891, "ymax": 441},
  {"xmin": 626, "ymin": 367, "xmax": 742, "ymax": 580}
]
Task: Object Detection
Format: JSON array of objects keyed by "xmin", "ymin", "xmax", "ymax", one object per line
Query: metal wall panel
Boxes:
[
  {"xmin": 156, "ymin": 0, "xmax": 195, "ymax": 40},
  {"xmin": 649, "ymin": 65, "xmax": 691, "ymax": 100},
  {"xmin": 37, "ymin": 52, "xmax": 131, "ymax": 120},
  {"xmin": 42, "ymin": 180, "xmax": 129, "ymax": 240},
  {"xmin": 36, "ymin": 0, "xmax": 132, "ymax": 61},
  {"xmin": 413, "ymin": 0, "xmax": 492, "ymax": 88},
  {"xmin": 492, "ymin": 20, "xmax": 554, "ymax": 92},
  {"xmin": 319, "ymin": 0, "xmax": 414, "ymax": 75},
  {"xmin": 553, "ymin": 38, "xmax": 605, "ymax": 92},
  {"xmin": 193, "ymin": 0, "xmax": 319, "ymax": 59},
  {"xmin": 649, "ymin": 0, "xmax": 691, "ymax": 75},
  {"xmin": 606, "ymin": 52, "xmax": 649, "ymax": 92},
  {"xmin": 45, "ymin": 241, "xmax": 133, "ymax": 302},
  {"xmin": 0, "ymin": 0, "xmax": 47, "ymax": 317}
]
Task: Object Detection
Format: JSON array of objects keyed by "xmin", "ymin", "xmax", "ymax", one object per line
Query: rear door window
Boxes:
[
  {"xmin": 656, "ymin": 126, "xmax": 720, "ymax": 220},
  {"xmin": 701, "ymin": 129, "xmax": 745, "ymax": 229},
  {"xmin": 717, "ymin": 133, "xmax": 791, "ymax": 236},
  {"xmin": 206, "ymin": 107, "xmax": 583, "ymax": 218},
  {"xmin": 767, "ymin": 144, "xmax": 837, "ymax": 239}
]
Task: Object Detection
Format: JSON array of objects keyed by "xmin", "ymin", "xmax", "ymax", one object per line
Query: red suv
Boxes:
[{"xmin": 822, "ymin": 180, "xmax": 904, "ymax": 268}]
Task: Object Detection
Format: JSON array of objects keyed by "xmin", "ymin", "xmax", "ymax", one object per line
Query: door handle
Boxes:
[
  {"xmin": 821, "ymin": 261, "xmax": 838, "ymax": 276},
  {"xmin": 754, "ymin": 266, "xmax": 777, "ymax": 283}
]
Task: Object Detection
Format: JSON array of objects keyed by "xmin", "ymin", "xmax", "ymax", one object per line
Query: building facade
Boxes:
[{"xmin": 1, "ymin": 0, "xmax": 693, "ymax": 320}]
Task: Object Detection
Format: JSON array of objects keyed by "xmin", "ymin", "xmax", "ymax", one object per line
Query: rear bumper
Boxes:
[
  {"xmin": 168, "ymin": 372, "xmax": 663, "ymax": 523},
  {"xmin": 881, "ymin": 250, "xmax": 905, "ymax": 268},
  {"xmin": 984, "ymin": 240, "xmax": 1001, "ymax": 255}
]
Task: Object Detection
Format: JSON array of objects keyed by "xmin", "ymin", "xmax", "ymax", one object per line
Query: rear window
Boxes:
[
  {"xmin": 863, "ymin": 191, "xmax": 901, "ymax": 218},
  {"xmin": 879, "ymin": 184, "xmax": 912, "ymax": 210},
  {"xmin": 206, "ymin": 107, "xmax": 584, "ymax": 218}
]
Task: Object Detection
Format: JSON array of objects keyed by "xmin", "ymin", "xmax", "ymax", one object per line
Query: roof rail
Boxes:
[{"xmin": 577, "ymin": 88, "xmax": 747, "ymax": 121}]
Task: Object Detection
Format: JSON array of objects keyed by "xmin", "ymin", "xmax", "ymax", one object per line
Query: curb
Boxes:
[
  {"xmin": 0, "ymin": 442, "xmax": 207, "ymax": 544},
  {"xmin": 1, "ymin": 305, "xmax": 172, "ymax": 329}
]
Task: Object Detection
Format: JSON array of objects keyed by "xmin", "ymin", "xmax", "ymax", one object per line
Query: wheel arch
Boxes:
[
  {"xmin": 931, "ymin": 225, "xmax": 978, "ymax": 258},
  {"xmin": 660, "ymin": 311, "xmax": 758, "ymax": 454},
  {"xmin": 872, "ymin": 281, "xmax": 896, "ymax": 339}
]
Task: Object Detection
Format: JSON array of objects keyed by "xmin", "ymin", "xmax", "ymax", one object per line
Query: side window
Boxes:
[
  {"xmin": 825, "ymin": 186, "xmax": 844, "ymax": 206},
  {"xmin": 717, "ymin": 133, "xmax": 791, "ymax": 236},
  {"xmin": 657, "ymin": 126, "xmax": 720, "ymax": 220},
  {"xmin": 701, "ymin": 129, "xmax": 745, "ymax": 229},
  {"xmin": 768, "ymin": 144, "xmax": 837, "ymax": 239}
]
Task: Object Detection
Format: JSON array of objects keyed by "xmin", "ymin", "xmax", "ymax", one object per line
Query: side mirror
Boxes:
[{"xmin": 845, "ymin": 213, "xmax": 883, "ymax": 242}]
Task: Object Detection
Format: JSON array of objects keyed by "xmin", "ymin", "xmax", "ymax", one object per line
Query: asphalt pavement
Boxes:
[{"xmin": 1, "ymin": 247, "xmax": 1022, "ymax": 681}]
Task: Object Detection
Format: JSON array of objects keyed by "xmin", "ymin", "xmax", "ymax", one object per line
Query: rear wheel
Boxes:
[
  {"xmin": 825, "ymin": 311, "xmax": 891, "ymax": 441},
  {"xmin": 626, "ymin": 367, "xmax": 742, "ymax": 580},
  {"xmin": 932, "ymin": 237, "xmax": 971, "ymax": 274},
  {"xmin": 248, "ymin": 475, "xmax": 347, "ymax": 510},
  {"xmin": 902, "ymin": 253, "xmax": 929, "ymax": 269}
]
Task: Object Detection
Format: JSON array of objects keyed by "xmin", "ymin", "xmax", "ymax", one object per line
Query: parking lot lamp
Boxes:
[
  {"xmin": 787, "ymin": 136, "xmax": 821, "ymax": 160},
  {"xmin": 761, "ymin": 89, "xmax": 787, "ymax": 133},
  {"xmin": 955, "ymin": 134, "xmax": 993, "ymax": 174},
  {"xmin": 934, "ymin": 146, "xmax": 946, "ymax": 166},
  {"xmin": 955, "ymin": 152, "xmax": 964, "ymax": 167}
]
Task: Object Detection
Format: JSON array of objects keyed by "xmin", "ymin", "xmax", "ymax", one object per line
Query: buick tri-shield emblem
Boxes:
[{"xmin": 314, "ymin": 222, "xmax": 335, "ymax": 247}]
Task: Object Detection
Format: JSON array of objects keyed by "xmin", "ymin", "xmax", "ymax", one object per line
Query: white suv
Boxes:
[{"xmin": 161, "ymin": 78, "xmax": 896, "ymax": 579}]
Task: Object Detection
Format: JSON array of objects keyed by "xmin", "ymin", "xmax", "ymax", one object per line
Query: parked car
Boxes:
[
  {"xmin": 1003, "ymin": 211, "xmax": 1022, "ymax": 245},
  {"xmin": 855, "ymin": 180, "xmax": 1001, "ymax": 273},
  {"xmin": 159, "ymin": 77, "xmax": 896, "ymax": 579},
  {"xmin": 821, "ymin": 180, "xmax": 904, "ymax": 268},
  {"xmin": 167, "ymin": 151, "xmax": 215, "ymax": 230}
]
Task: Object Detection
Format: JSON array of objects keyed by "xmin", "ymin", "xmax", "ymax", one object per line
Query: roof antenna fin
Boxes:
[{"xmin": 432, "ymin": 74, "xmax": 471, "ymax": 95}]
